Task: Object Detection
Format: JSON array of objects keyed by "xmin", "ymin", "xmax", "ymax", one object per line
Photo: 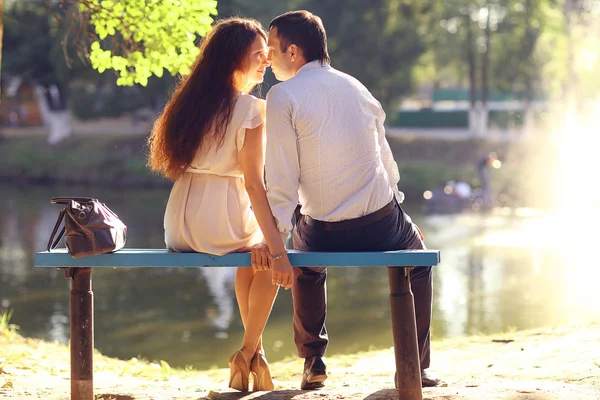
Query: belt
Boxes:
[
  {"xmin": 185, "ymin": 168, "xmax": 243, "ymax": 179},
  {"xmin": 303, "ymin": 200, "xmax": 396, "ymax": 232}
]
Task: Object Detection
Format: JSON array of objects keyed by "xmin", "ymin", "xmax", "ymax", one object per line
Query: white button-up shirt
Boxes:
[{"xmin": 265, "ymin": 61, "xmax": 404, "ymax": 240}]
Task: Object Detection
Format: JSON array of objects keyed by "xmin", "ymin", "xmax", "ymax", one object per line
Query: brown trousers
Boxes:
[{"xmin": 291, "ymin": 202, "xmax": 432, "ymax": 371}]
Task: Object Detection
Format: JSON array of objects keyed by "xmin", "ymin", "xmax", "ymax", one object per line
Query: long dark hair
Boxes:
[{"xmin": 148, "ymin": 17, "xmax": 267, "ymax": 180}]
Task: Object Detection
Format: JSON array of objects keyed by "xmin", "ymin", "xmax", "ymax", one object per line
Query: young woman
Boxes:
[{"xmin": 147, "ymin": 17, "xmax": 293, "ymax": 392}]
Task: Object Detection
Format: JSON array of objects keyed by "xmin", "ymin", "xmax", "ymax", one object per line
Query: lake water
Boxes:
[{"xmin": 1, "ymin": 184, "xmax": 598, "ymax": 370}]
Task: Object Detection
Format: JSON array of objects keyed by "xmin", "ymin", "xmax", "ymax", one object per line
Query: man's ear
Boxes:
[{"xmin": 289, "ymin": 44, "xmax": 299, "ymax": 61}]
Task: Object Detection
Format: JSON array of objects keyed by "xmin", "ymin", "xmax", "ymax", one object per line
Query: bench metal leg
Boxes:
[
  {"xmin": 388, "ymin": 267, "xmax": 422, "ymax": 400},
  {"xmin": 65, "ymin": 267, "xmax": 94, "ymax": 400}
]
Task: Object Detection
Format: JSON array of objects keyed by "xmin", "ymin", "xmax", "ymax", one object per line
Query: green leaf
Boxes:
[
  {"xmin": 151, "ymin": 65, "xmax": 164, "ymax": 78},
  {"xmin": 178, "ymin": 64, "xmax": 191, "ymax": 76},
  {"xmin": 101, "ymin": 1, "xmax": 115, "ymax": 9},
  {"xmin": 85, "ymin": 0, "xmax": 217, "ymax": 86},
  {"xmin": 136, "ymin": 76, "xmax": 149, "ymax": 87}
]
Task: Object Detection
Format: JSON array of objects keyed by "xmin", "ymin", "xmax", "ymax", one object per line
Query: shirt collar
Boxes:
[{"xmin": 296, "ymin": 60, "xmax": 329, "ymax": 76}]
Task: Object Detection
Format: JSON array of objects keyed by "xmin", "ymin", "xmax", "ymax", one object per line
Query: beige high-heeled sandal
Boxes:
[
  {"xmin": 228, "ymin": 350, "xmax": 251, "ymax": 391},
  {"xmin": 250, "ymin": 351, "xmax": 275, "ymax": 391}
]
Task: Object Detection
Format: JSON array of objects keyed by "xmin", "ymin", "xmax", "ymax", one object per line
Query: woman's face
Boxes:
[{"xmin": 242, "ymin": 35, "xmax": 270, "ymax": 86}]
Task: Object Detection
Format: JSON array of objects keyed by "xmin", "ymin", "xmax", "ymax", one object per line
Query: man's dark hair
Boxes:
[{"xmin": 269, "ymin": 10, "xmax": 330, "ymax": 65}]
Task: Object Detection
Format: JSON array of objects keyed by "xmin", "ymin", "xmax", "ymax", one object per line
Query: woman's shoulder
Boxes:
[
  {"xmin": 238, "ymin": 93, "xmax": 265, "ymax": 112},
  {"xmin": 236, "ymin": 93, "xmax": 265, "ymax": 120}
]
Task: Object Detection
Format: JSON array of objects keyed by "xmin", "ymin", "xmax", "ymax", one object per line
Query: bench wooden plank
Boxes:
[{"xmin": 35, "ymin": 248, "xmax": 440, "ymax": 268}]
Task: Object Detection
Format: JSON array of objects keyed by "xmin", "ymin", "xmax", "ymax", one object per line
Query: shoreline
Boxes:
[
  {"xmin": 0, "ymin": 134, "xmax": 548, "ymax": 208},
  {"xmin": 1, "ymin": 323, "xmax": 598, "ymax": 399}
]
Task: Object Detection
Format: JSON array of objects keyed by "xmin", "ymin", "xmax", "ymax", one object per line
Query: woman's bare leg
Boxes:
[{"xmin": 235, "ymin": 267, "xmax": 278, "ymax": 361}]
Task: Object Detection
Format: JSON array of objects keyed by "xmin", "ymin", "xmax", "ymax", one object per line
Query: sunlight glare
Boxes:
[{"xmin": 553, "ymin": 99, "xmax": 600, "ymax": 318}]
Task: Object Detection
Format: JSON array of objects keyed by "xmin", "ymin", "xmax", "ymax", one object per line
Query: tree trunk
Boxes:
[
  {"xmin": 0, "ymin": 0, "xmax": 3, "ymax": 69},
  {"xmin": 0, "ymin": 0, "xmax": 4, "ymax": 140},
  {"xmin": 465, "ymin": 12, "xmax": 478, "ymax": 136},
  {"xmin": 564, "ymin": 0, "xmax": 578, "ymax": 116},
  {"xmin": 34, "ymin": 84, "xmax": 72, "ymax": 145},
  {"xmin": 480, "ymin": 3, "xmax": 491, "ymax": 137},
  {"xmin": 523, "ymin": 0, "xmax": 535, "ymax": 136}
]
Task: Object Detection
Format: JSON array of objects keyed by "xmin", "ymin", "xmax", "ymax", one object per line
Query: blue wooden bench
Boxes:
[{"xmin": 35, "ymin": 248, "xmax": 440, "ymax": 400}]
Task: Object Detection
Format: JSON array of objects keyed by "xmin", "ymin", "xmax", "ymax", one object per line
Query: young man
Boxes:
[{"xmin": 265, "ymin": 10, "xmax": 441, "ymax": 390}]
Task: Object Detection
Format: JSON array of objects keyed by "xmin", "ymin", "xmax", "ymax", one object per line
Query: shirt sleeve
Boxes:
[
  {"xmin": 265, "ymin": 85, "xmax": 300, "ymax": 242},
  {"xmin": 237, "ymin": 97, "xmax": 266, "ymax": 151},
  {"xmin": 375, "ymin": 101, "xmax": 405, "ymax": 204}
]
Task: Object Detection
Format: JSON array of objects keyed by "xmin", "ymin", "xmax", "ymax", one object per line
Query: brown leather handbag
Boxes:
[{"xmin": 47, "ymin": 197, "xmax": 127, "ymax": 258}]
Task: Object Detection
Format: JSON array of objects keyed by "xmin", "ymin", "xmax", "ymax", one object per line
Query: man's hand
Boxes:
[
  {"xmin": 251, "ymin": 244, "xmax": 271, "ymax": 271},
  {"xmin": 271, "ymin": 256, "xmax": 293, "ymax": 290}
]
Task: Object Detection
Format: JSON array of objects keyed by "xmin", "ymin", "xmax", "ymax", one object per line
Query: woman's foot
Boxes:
[
  {"xmin": 250, "ymin": 350, "xmax": 275, "ymax": 391},
  {"xmin": 228, "ymin": 350, "xmax": 251, "ymax": 391}
]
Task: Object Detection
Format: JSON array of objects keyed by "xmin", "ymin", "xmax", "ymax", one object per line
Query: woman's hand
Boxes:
[
  {"xmin": 250, "ymin": 243, "xmax": 271, "ymax": 271},
  {"xmin": 271, "ymin": 256, "xmax": 293, "ymax": 290}
]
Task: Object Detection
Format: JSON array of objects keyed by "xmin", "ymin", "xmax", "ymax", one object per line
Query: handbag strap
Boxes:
[
  {"xmin": 47, "ymin": 207, "xmax": 67, "ymax": 252},
  {"xmin": 51, "ymin": 197, "xmax": 95, "ymax": 205}
]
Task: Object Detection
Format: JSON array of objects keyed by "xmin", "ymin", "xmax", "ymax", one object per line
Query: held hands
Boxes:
[
  {"xmin": 249, "ymin": 244, "xmax": 293, "ymax": 290},
  {"xmin": 250, "ymin": 244, "xmax": 271, "ymax": 271},
  {"xmin": 271, "ymin": 256, "xmax": 293, "ymax": 290}
]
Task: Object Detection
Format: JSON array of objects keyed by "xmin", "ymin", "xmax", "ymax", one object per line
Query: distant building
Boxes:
[
  {"xmin": 400, "ymin": 87, "xmax": 547, "ymax": 111},
  {"xmin": 0, "ymin": 78, "xmax": 44, "ymax": 127},
  {"xmin": 391, "ymin": 87, "xmax": 548, "ymax": 129}
]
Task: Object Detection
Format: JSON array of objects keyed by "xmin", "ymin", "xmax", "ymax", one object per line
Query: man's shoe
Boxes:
[
  {"xmin": 394, "ymin": 370, "xmax": 442, "ymax": 389},
  {"xmin": 301, "ymin": 355, "xmax": 327, "ymax": 390},
  {"xmin": 421, "ymin": 370, "xmax": 441, "ymax": 387}
]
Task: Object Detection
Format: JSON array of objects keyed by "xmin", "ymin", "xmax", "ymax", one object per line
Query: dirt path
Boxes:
[{"xmin": 1, "ymin": 324, "xmax": 599, "ymax": 400}]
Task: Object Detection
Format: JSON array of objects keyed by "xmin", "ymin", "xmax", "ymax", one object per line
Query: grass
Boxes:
[
  {"xmin": 0, "ymin": 135, "xmax": 169, "ymax": 188},
  {"xmin": 0, "ymin": 310, "xmax": 19, "ymax": 339}
]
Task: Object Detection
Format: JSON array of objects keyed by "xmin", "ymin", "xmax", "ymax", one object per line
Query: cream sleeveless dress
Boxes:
[{"xmin": 164, "ymin": 93, "xmax": 265, "ymax": 255}]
